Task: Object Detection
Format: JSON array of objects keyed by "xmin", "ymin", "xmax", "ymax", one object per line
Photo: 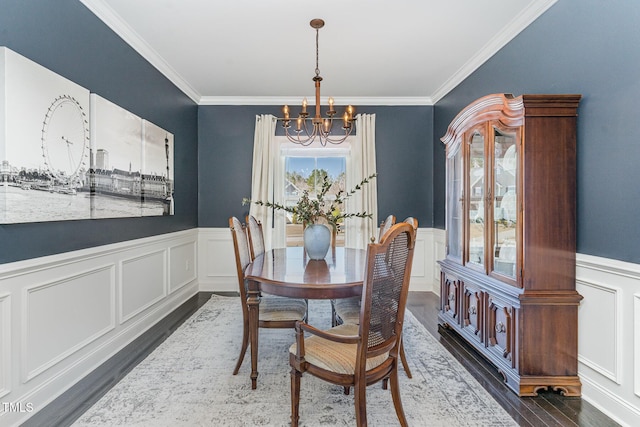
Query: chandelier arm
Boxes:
[
  {"xmin": 320, "ymin": 129, "xmax": 353, "ymax": 145},
  {"xmin": 284, "ymin": 121, "xmax": 321, "ymax": 146}
]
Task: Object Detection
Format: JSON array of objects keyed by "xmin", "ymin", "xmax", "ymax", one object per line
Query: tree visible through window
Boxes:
[{"xmin": 284, "ymin": 156, "xmax": 346, "ymax": 246}]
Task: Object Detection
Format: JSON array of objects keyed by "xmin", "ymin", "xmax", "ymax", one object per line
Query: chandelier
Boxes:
[{"xmin": 281, "ymin": 19, "xmax": 355, "ymax": 146}]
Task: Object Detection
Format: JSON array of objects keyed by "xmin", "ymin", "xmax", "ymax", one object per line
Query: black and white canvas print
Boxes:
[
  {"xmin": 0, "ymin": 47, "xmax": 175, "ymax": 223},
  {"xmin": 0, "ymin": 46, "xmax": 91, "ymax": 223},
  {"xmin": 142, "ymin": 119, "xmax": 174, "ymax": 216},
  {"xmin": 89, "ymin": 93, "xmax": 145, "ymax": 219}
]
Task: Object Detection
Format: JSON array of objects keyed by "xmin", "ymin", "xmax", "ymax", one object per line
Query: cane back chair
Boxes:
[
  {"xmin": 246, "ymin": 214, "xmax": 265, "ymax": 261},
  {"xmin": 331, "ymin": 214, "xmax": 397, "ymax": 327},
  {"xmin": 229, "ymin": 216, "xmax": 308, "ymax": 375},
  {"xmin": 290, "ymin": 222, "xmax": 416, "ymax": 426},
  {"xmin": 331, "ymin": 216, "xmax": 418, "ymax": 383}
]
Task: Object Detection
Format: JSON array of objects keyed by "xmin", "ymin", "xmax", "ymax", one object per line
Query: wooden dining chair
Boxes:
[
  {"xmin": 246, "ymin": 214, "xmax": 265, "ymax": 261},
  {"xmin": 332, "ymin": 214, "xmax": 396, "ymax": 327},
  {"xmin": 378, "ymin": 214, "xmax": 396, "ymax": 242},
  {"xmin": 229, "ymin": 216, "xmax": 308, "ymax": 375},
  {"xmin": 402, "ymin": 216, "xmax": 418, "ymax": 232},
  {"xmin": 331, "ymin": 214, "xmax": 416, "ymax": 382},
  {"xmin": 289, "ymin": 222, "xmax": 416, "ymax": 427}
]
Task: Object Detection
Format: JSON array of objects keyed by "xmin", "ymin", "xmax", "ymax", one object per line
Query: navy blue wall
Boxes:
[
  {"xmin": 197, "ymin": 105, "xmax": 433, "ymax": 228},
  {"xmin": 5, "ymin": 0, "xmax": 634, "ymax": 266},
  {"xmin": 434, "ymin": 0, "xmax": 640, "ymax": 263},
  {"xmin": 0, "ymin": 0, "xmax": 199, "ymax": 263}
]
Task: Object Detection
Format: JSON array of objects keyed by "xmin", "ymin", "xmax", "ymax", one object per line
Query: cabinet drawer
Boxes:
[
  {"xmin": 486, "ymin": 294, "xmax": 515, "ymax": 368},
  {"xmin": 440, "ymin": 271, "xmax": 461, "ymax": 326},
  {"xmin": 461, "ymin": 283, "xmax": 483, "ymax": 345}
]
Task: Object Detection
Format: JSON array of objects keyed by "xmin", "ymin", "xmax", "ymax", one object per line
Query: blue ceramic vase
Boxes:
[{"xmin": 303, "ymin": 223, "xmax": 331, "ymax": 260}]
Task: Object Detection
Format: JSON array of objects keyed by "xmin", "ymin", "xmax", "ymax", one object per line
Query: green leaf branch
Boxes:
[{"xmin": 243, "ymin": 173, "xmax": 377, "ymax": 232}]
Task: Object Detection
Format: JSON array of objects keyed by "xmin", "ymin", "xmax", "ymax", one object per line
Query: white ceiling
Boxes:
[{"xmin": 81, "ymin": 0, "xmax": 557, "ymax": 106}]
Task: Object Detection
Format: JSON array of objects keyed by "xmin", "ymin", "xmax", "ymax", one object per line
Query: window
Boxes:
[
  {"xmin": 271, "ymin": 137, "xmax": 351, "ymax": 248},
  {"xmin": 284, "ymin": 155, "xmax": 346, "ymax": 246}
]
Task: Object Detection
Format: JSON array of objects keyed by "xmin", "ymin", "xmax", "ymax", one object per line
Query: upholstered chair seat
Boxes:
[
  {"xmin": 260, "ymin": 296, "xmax": 308, "ymax": 322},
  {"xmin": 333, "ymin": 297, "xmax": 361, "ymax": 325}
]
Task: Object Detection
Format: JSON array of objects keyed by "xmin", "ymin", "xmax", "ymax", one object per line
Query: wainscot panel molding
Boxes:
[
  {"xmin": 635, "ymin": 293, "xmax": 640, "ymax": 398},
  {"xmin": 0, "ymin": 292, "xmax": 10, "ymax": 400},
  {"xmin": 576, "ymin": 253, "xmax": 640, "ymax": 427},
  {"xmin": 24, "ymin": 265, "xmax": 116, "ymax": 382},
  {"xmin": 197, "ymin": 227, "xmax": 443, "ymax": 294},
  {"xmin": 120, "ymin": 250, "xmax": 166, "ymax": 323},
  {"xmin": 0, "ymin": 229, "xmax": 198, "ymax": 427},
  {"xmin": 433, "ymin": 228, "xmax": 446, "ymax": 294},
  {"xmin": 197, "ymin": 228, "xmax": 238, "ymax": 292}
]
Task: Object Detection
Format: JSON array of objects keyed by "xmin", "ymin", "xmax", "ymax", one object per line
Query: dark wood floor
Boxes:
[
  {"xmin": 38, "ymin": 291, "xmax": 618, "ymax": 427},
  {"xmin": 405, "ymin": 292, "xmax": 619, "ymax": 427}
]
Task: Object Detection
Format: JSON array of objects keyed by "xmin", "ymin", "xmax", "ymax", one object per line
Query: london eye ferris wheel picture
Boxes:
[{"xmin": 0, "ymin": 47, "xmax": 174, "ymax": 223}]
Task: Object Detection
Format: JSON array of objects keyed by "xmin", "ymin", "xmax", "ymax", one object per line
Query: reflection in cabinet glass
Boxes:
[
  {"xmin": 438, "ymin": 93, "xmax": 583, "ymax": 397},
  {"xmin": 467, "ymin": 129, "xmax": 485, "ymax": 269},
  {"xmin": 492, "ymin": 125, "xmax": 519, "ymax": 280},
  {"xmin": 447, "ymin": 149, "xmax": 463, "ymax": 260}
]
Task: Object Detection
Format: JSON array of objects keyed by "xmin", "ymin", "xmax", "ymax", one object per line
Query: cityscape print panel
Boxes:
[
  {"xmin": 0, "ymin": 46, "xmax": 91, "ymax": 223},
  {"xmin": 0, "ymin": 47, "xmax": 174, "ymax": 223},
  {"xmin": 142, "ymin": 119, "xmax": 174, "ymax": 216}
]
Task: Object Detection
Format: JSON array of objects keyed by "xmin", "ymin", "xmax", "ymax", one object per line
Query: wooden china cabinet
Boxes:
[{"xmin": 438, "ymin": 93, "xmax": 583, "ymax": 396}]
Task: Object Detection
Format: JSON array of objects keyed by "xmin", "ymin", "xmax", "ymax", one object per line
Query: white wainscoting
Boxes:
[
  {"xmin": 198, "ymin": 228, "xmax": 238, "ymax": 293},
  {"xmin": 576, "ymin": 253, "xmax": 640, "ymax": 427},
  {"xmin": 0, "ymin": 292, "xmax": 10, "ymax": 400},
  {"xmin": 198, "ymin": 227, "xmax": 445, "ymax": 294},
  {"xmin": 3, "ymin": 226, "xmax": 638, "ymax": 426},
  {"xmin": 0, "ymin": 229, "xmax": 198, "ymax": 427}
]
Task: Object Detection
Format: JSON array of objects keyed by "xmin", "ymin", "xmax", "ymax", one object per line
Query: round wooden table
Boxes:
[{"xmin": 244, "ymin": 246, "xmax": 367, "ymax": 389}]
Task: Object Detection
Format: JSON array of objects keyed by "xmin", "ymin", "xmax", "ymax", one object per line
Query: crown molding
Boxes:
[
  {"xmin": 80, "ymin": 0, "xmax": 201, "ymax": 104},
  {"xmin": 81, "ymin": 0, "xmax": 555, "ymax": 107},
  {"xmin": 199, "ymin": 96, "xmax": 434, "ymax": 106},
  {"xmin": 431, "ymin": 0, "xmax": 558, "ymax": 104}
]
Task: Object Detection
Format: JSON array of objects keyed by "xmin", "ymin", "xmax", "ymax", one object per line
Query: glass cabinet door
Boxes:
[
  {"xmin": 491, "ymin": 125, "xmax": 518, "ymax": 280},
  {"xmin": 446, "ymin": 148, "xmax": 463, "ymax": 260},
  {"xmin": 466, "ymin": 129, "xmax": 485, "ymax": 269}
]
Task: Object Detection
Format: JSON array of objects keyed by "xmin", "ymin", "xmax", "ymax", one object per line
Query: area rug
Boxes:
[{"xmin": 73, "ymin": 295, "xmax": 517, "ymax": 426}]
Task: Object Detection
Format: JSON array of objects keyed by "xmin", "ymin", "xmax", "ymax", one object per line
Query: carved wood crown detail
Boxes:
[
  {"xmin": 440, "ymin": 93, "xmax": 525, "ymax": 158},
  {"xmin": 440, "ymin": 93, "xmax": 581, "ymax": 159}
]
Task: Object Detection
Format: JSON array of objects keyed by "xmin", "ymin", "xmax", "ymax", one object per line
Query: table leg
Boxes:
[{"xmin": 247, "ymin": 279, "xmax": 260, "ymax": 389}]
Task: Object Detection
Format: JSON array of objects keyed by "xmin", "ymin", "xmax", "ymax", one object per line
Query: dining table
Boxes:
[{"xmin": 243, "ymin": 246, "xmax": 367, "ymax": 389}]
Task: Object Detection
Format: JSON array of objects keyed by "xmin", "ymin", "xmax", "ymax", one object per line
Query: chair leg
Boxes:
[
  {"xmin": 399, "ymin": 342, "xmax": 412, "ymax": 379},
  {"xmin": 343, "ymin": 386, "xmax": 350, "ymax": 395},
  {"xmin": 354, "ymin": 379, "xmax": 368, "ymax": 426},
  {"xmin": 389, "ymin": 366, "xmax": 408, "ymax": 427},
  {"xmin": 291, "ymin": 368, "xmax": 301, "ymax": 427},
  {"xmin": 232, "ymin": 321, "xmax": 249, "ymax": 375}
]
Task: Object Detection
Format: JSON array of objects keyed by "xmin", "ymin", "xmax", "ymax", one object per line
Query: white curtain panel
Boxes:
[
  {"xmin": 345, "ymin": 113, "xmax": 378, "ymax": 249},
  {"xmin": 249, "ymin": 114, "xmax": 277, "ymax": 250}
]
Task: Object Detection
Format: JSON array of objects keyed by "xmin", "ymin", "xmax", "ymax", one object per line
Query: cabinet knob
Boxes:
[{"xmin": 495, "ymin": 322, "xmax": 506, "ymax": 334}]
